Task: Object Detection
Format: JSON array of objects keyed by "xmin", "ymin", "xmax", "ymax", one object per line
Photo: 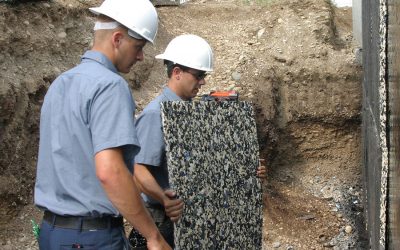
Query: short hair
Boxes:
[{"xmin": 164, "ymin": 60, "xmax": 190, "ymax": 78}]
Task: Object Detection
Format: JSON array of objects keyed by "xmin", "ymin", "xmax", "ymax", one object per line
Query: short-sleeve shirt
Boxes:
[
  {"xmin": 34, "ymin": 51, "xmax": 140, "ymax": 217},
  {"xmin": 135, "ymin": 87, "xmax": 181, "ymax": 205}
]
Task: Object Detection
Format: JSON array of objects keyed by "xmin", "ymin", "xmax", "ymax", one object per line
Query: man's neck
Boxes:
[{"xmin": 167, "ymin": 81, "xmax": 189, "ymax": 101}]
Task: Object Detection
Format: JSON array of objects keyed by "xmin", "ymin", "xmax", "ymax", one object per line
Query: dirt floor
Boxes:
[{"xmin": 0, "ymin": 0, "xmax": 365, "ymax": 249}]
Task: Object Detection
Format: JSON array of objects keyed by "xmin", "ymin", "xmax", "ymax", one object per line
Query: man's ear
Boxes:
[
  {"xmin": 172, "ymin": 66, "xmax": 182, "ymax": 80},
  {"xmin": 111, "ymin": 31, "xmax": 124, "ymax": 48}
]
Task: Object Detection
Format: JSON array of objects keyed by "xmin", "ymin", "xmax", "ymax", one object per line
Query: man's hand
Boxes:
[
  {"xmin": 256, "ymin": 158, "xmax": 267, "ymax": 179},
  {"xmin": 163, "ymin": 189, "xmax": 184, "ymax": 222}
]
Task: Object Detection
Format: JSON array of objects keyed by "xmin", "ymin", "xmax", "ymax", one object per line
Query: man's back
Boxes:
[{"xmin": 35, "ymin": 51, "xmax": 138, "ymax": 216}]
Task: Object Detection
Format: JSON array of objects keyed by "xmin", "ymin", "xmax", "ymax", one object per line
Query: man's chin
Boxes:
[
  {"xmin": 120, "ymin": 67, "xmax": 131, "ymax": 74},
  {"xmin": 121, "ymin": 63, "xmax": 136, "ymax": 74},
  {"xmin": 191, "ymin": 90, "xmax": 199, "ymax": 98}
]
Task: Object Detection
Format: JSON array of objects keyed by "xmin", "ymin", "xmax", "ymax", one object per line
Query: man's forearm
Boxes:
[
  {"xmin": 134, "ymin": 163, "xmax": 168, "ymax": 205},
  {"xmin": 95, "ymin": 149, "xmax": 162, "ymax": 242}
]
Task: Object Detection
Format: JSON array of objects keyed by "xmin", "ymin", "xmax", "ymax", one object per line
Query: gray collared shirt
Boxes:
[
  {"xmin": 34, "ymin": 50, "xmax": 140, "ymax": 216},
  {"xmin": 135, "ymin": 86, "xmax": 182, "ymax": 205}
]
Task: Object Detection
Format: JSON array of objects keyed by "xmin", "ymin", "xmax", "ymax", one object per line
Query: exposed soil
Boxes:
[{"xmin": 0, "ymin": 0, "xmax": 365, "ymax": 249}]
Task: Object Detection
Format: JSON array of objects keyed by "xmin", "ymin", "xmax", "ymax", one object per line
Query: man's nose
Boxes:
[{"xmin": 136, "ymin": 51, "xmax": 144, "ymax": 61}]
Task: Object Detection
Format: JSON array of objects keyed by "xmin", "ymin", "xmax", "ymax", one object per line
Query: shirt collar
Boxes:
[
  {"xmin": 162, "ymin": 86, "xmax": 183, "ymax": 101},
  {"xmin": 81, "ymin": 51, "xmax": 118, "ymax": 74}
]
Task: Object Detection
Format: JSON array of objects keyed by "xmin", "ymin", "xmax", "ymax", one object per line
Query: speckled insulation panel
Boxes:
[{"xmin": 161, "ymin": 101, "xmax": 262, "ymax": 250}]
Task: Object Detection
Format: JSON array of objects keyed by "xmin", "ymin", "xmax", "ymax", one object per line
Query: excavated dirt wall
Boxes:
[
  {"xmin": 0, "ymin": 3, "xmax": 89, "ymax": 225},
  {"xmin": 0, "ymin": 0, "xmax": 365, "ymax": 249}
]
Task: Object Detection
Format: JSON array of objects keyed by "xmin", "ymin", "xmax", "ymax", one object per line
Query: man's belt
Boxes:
[{"xmin": 43, "ymin": 210, "xmax": 123, "ymax": 231}]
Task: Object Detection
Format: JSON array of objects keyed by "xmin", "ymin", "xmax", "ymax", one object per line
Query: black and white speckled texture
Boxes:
[{"xmin": 161, "ymin": 101, "xmax": 262, "ymax": 250}]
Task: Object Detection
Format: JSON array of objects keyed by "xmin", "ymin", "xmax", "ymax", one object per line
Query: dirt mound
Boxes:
[{"xmin": 0, "ymin": 0, "xmax": 365, "ymax": 249}]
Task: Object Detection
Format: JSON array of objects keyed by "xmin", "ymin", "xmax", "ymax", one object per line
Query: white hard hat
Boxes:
[
  {"xmin": 89, "ymin": 0, "xmax": 158, "ymax": 44},
  {"xmin": 156, "ymin": 34, "xmax": 214, "ymax": 72}
]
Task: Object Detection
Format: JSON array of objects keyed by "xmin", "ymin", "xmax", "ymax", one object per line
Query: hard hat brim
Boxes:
[
  {"xmin": 89, "ymin": 7, "xmax": 101, "ymax": 16},
  {"xmin": 155, "ymin": 53, "xmax": 213, "ymax": 72}
]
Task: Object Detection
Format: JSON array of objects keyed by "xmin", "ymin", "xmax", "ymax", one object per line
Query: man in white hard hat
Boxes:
[
  {"xmin": 34, "ymin": 0, "xmax": 171, "ymax": 249},
  {"xmin": 131, "ymin": 34, "xmax": 267, "ymax": 248}
]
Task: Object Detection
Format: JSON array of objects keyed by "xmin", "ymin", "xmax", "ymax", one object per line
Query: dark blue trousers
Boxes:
[{"xmin": 39, "ymin": 220, "xmax": 129, "ymax": 250}]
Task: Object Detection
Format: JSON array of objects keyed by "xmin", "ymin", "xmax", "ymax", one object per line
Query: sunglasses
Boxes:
[{"xmin": 185, "ymin": 70, "xmax": 208, "ymax": 80}]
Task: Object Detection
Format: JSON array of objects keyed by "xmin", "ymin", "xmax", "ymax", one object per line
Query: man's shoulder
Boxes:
[
  {"xmin": 61, "ymin": 62, "xmax": 126, "ymax": 89},
  {"xmin": 141, "ymin": 96, "xmax": 163, "ymax": 114},
  {"xmin": 143, "ymin": 92, "xmax": 170, "ymax": 111}
]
